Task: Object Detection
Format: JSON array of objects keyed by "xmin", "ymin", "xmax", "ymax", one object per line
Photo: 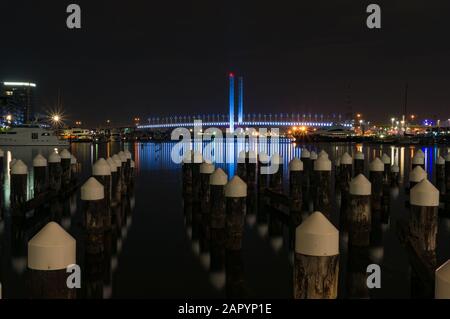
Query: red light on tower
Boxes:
[{"xmin": 229, "ymin": 72, "xmax": 234, "ymax": 77}]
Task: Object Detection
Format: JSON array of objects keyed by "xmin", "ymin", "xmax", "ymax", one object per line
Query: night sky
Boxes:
[{"xmin": 1, "ymin": 0, "xmax": 450, "ymax": 126}]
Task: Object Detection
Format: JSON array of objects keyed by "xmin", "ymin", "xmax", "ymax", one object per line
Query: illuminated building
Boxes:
[{"xmin": 0, "ymin": 81, "xmax": 37, "ymax": 125}]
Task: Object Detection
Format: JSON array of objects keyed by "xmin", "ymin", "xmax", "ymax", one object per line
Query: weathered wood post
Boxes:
[
  {"xmin": 348, "ymin": 174, "xmax": 372, "ymax": 247},
  {"xmin": 192, "ymin": 151, "xmax": 203, "ymax": 201},
  {"xmin": 436, "ymin": 260, "xmax": 450, "ymax": 299},
  {"xmin": 70, "ymin": 154, "xmax": 78, "ymax": 180},
  {"xmin": 354, "ymin": 151, "xmax": 365, "ymax": 177},
  {"xmin": 301, "ymin": 148, "xmax": 311, "ymax": 188},
  {"xmin": 0, "ymin": 148, "xmax": 4, "ymax": 182},
  {"xmin": 28, "ymin": 222, "xmax": 76, "ymax": 299},
  {"xmin": 11, "ymin": 160, "xmax": 28, "ymax": 210},
  {"xmin": 313, "ymin": 154, "xmax": 332, "ymax": 218},
  {"xmin": 436, "ymin": 156, "xmax": 445, "ymax": 195},
  {"xmin": 182, "ymin": 150, "xmax": 193, "ymax": 197},
  {"xmin": 237, "ymin": 150, "xmax": 247, "ymax": 182},
  {"xmin": 93, "ymin": 158, "xmax": 112, "ymax": 232},
  {"xmin": 289, "ymin": 158, "xmax": 303, "ymax": 214},
  {"xmin": 258, "ymin": 152, "xmax": 269, "ymax": 193},
  {"xmin": 118, "ymin": 151, "xmax": 127, "ymax": 194},
  {"xmin": 199, "ymin": 161, "xmax": 215, "ymax": 215},
  {"xmin": 59, "ymin": 149, "xmax": 72, "ymax": 188},
  {"xmin": 247, "ymin": 150, "xmax": 257, "ymax": 187},
  {"xmin": 294, "ymin": 211, "xmax": 339, "ymax": 299},
  {"xmin": 111, "ymin": 154, "xmax": 123, "ymax": 202},
  {"xmin": 334, "ymin": 157, "xmax": 340, "ymax": 190},
  {"xmin": 409, "ymin": 178, "xmax": 439, "ymax": 252},
  {"xmin": 381, "ymin": 153, "xmax": 391, "ymax": 184},
  {"xmin": 107, "ymin": 157, "xmax": 119, "ymax": 204},
  {"xmin": 33, "ymin": 154, "xmax": 47, "ymax": 197},
  {"xmin": 48, "ymin": 151, "xmax": 62, "ymax": 193},
  {"xmin": 369, "ymin": 157, "xmax": 384, "ymax": 212},
  {"xmin": 224, "ymin": 176, "xmax": 247, "ymax": 250},
  {"xmin": 210, "ymin": 168, "xmax": 228, "ymax": 230},
  {"xmin": 130, "ymin": 159, "xmax": 135, "ymax": 190},
  {"xmin": 309, "ymin": 151, "xmax": 318, "ymax": 189},
  {"xmin": 81, "ymin": 177, "xmax": 105, "ymax": 255},
  {"xmin": 408, "ymin": 165, "xmax": 427, "ymax": 191},
  {"xmin": 269, "ymin": 153, "xmax": 283, "ymax": 193},
  {"xmin": 124, "ymin": 149, "xmax": 132, "ymax": 186},
  {"xmin": 391, "ymin": 164, "xmax": 400, "ymax": 186},
  {"xmin": 412, "ymin": 150, "xmax": 425, "ymax": 170},
  {"xmin": 339, "ymin": 152, "xmax": 353, "ymax": 192}
]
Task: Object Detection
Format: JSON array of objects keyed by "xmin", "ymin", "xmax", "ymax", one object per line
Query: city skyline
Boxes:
[{"xmin": 1, "ymin": 1, "xmax": 450, "ymax": 126}]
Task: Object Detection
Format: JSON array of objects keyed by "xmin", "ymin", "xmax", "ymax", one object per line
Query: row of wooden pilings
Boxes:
[
  {"xmin": 181, "ymin": 147, "xmax": 450, "ymax": 299},
  {"xmin": 1, "ymin": 149, "xmax": 135, "ymax": 299}
]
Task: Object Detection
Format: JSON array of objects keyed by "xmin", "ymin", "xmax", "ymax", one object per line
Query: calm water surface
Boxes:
[{"xmin": 1, "ymin": 141, "xmax": 449, "ymax": 298}]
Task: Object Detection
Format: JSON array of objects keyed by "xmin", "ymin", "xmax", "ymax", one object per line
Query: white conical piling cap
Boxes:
[
  {"xmin": 11, "ymin": 160, "xmax": 28, "ymax": 175},
  {"xmin": 416, "ymin": 149, "xmax": 425, "ymax": 158},
  {"xmin": 437, "ymin": 156, "xmax": 445, "ymax": 165},
  {"xmin": 295, "ymin": 211, "xmax": 339, "ymax": 256},
  {"xmin": 436, "ymin": 260, "xmax": 450, "ymax": 299},
  {"xmin": 289, "ymin": 158, "xmax": 303, "ymax": 171},
  {"xmin": 106, "ymin": 157, "xmax": 118, "ymax": 172},
  {"xmin": 391, "ymin": 164, "xmax": 399, "ymax": 173},
  {"xmin": 81, "ymin": 177, "xmax": 104, "ymax": 201},
  {"xmin": 310, "ymin": 151, "xmax": 318, "ymax": 160},
  {"xmin": 70, "ymin": 154, "xmax": 77, "ymax": 165},
  {"xmin": 412, "ymin": 153, "xmax": 425, "ymax": 165},
  {"xmin": 410, "ymin": 178, "xmax": 439, "ymax": 207},
  {"xmin": 200, "ymin": 162, "xmax": 215, "ymax": 174},
  {"xmin": 118, "ymin": 151, "xmax": 127, "ymax": 163},
  {"xmin": 238, "ymin": 150, "xmax": 246, "ymax": 163},
  {"xmin": 301, "ymin": 148, "xmax": 310, "ymax": 159},
  {"xmin": 93, "ymin": 158, "xmax": 111, "ymax": 176},
  {"xmin": 28, "ymin": 222, "xmax": 76, "ymax": 270},
  {"xmin": 409, "ymin": 165, "xmax": 427, "ymax": 183},
  {"xmin": 131, "ymin": 160, "xmax": 135, "ymax": 168},
  {"xmin": 319, "ymin": 150, "xmax": 328, "ymax": 159},
  {"xmin": 259, "ymin": 152, "xmax": 269, "ymax": 164},
  {"xmin": 33, "ymin": 154, "xmax": 47, "ymax": 167},
  {"xmin": 210, "ymin": 168, "xmax": 228, "ymax": 186},
  {"xmin": 314, "ymin": 154, "xmax": 331, "ymax": 171},
  {"xmin": 340, "ymin": 152, "xmax": 353, "ymax": 165},
  {"xmin": 349, "ymin": 174, "xmax": 371, "ymax": 196},
  {"xmin": 124, "ymin": 150, "xmax": 132, "ymax": 159},
  {"xmin": 59, "ymin": 149, "xmax": 71, "ymax": 160},
  {"xmin": 224, "ymin": 175, "xmax": 247, "ymax": 198},
  {"xmin": 112, "ymin": 154, "xmax": 122, "ymax": 167},
  {"xmin": 248, "ymin": 150, "xmax": 257, "ymax": 163},
  {"xmin": 193, "ymin": 151, "xmax": 203, "ymax": 164},
  {"xmin": 445, "ymin": 154, "xmax": 450, "ymax": 162},
  {"xmin": 182, "ymin": 150, "xmax": 193, "ymax": 164},
  {"xmin": 354, "ymin": 151, "xmax": 364, "ymax": 160},
  {"xmin": 48, "ymin": 151, "xmax": 61, "ymax": 163},
  {"xmin": 270, "ymin": 153, "xmax": 283, "ymax": 165},
  {"xmin": 369, "ymin": 157, "xmax": 384, "ymax": 172},
  {"xmin": 381, "ymin": 153, "xmax": 391, "ymax": 164}
]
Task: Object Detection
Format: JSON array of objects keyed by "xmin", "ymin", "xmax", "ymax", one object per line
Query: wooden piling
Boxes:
[
  {"xmin": 111, "ymin": 154, "xmax": 123, "ymax": 202},
  {"xmin": 301, "ymin": 148, "xmax": 311, "ymax": 188},
  {"xmin": 118, "ymin": 151, "xmax": 128, "ymax": 194},
  {"xmin": 258, "ymin": 152, "xmax": 269, "ymax": 193},
  {"xmin": 391, "ymin": 164, "xmax": 400, "ymax": 186},
  {"xmin": 192, "ymin": 151, "xmax": 203, "ymax": 201},
  {"xmin": 81, "ymin": 177, "xmax": 106, "ymax": 255},
  {"xmin": 93, "ymin": 158, "xmax": 112, "ymax": 232},
  {"xmin": 247, "ymin": 150, "xmax": 257, "ymax": 187},
  {"xmin": 182, "ymin": 150, "xmax": 193, "ymax": 197},
  {"xmin": 11, "ymin": 160, "xmax": 28, "ymax": 210},
  {"xmin": 409, "ymin": 178, "xmax": 439, "ymax": 252},
  {"xmin": 28, "ymin": 222, "xmax": 76, "ymax": 299},
  {"xmin": 354, "ymin": 151, "xmax": 365, "ymax": 177},
  {"xmin": 59, "ymin": 149, "xmax": 72, "ymax": 188},
  {"xmin": 106, "ymin": 157, "xmax": 119, "ymax": 204},
  {"xmin": 124, "ymin": 150, "xmax": 132, "ymax": 186},
  {"xmin": 294, "ymin": 211, "xmax": 339, "ymax": 299},
  {"xmin": 289, "ymin": 158, "xmax": 303, "ymax": 214},
  {"xmin": 313, "ymin": 154, "xmax": 332, "ymax": 218},
  {"xmin": 436, "ymin": 260, "xmax": 450, "ymax": 299},
  {"xmin": 339, "ymin": 152, "xmax": 353, "ymax": 192},
  {"xmin": 348, "ymin": 174, "xmax": 372, "ymax": 247},
  {"xmin": 48, "ymin": 151, "xmax": 62, "ymax": 193},
  {"xmin": 199, "ymin": 162, "xmax": 215, "ymax": 215},
  {"xmin": 237, "ymin": 150, "xmax": 247, "ymax": 182},
  {"xmin": 224, "ymin": 176, "xmax": 247, "ymax": 250},
  {"xmin": 381, "ymin": 153, "xmax": 391, "ymax": 184},
  {"xmin": 269, "ymin": 153, "xmax": 283, "ymax": 193},
  {"xmin": 436, "ymin": 156, "xmax": 445, "ymax": 195},
  {"xmin": 369, "ymin": 158, "xmax": 384, "ymax": 212},
  {"xmin": 210, "ymin": 168, "xmax": 228, "ymax": 229},
  {"xmin": 33, "ymin": 154, "xmax": 47, "ymax": 197}
]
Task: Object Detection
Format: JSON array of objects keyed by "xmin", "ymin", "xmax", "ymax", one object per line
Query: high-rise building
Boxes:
[{"xmin": 0, "ymin": 81, "xmax": 37, "ymax": 125}]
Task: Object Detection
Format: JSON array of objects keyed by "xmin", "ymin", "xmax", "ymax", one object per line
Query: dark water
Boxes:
[{"xmin": 1, "ymin": 141, "xmax": 449, "ymax": 298}]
